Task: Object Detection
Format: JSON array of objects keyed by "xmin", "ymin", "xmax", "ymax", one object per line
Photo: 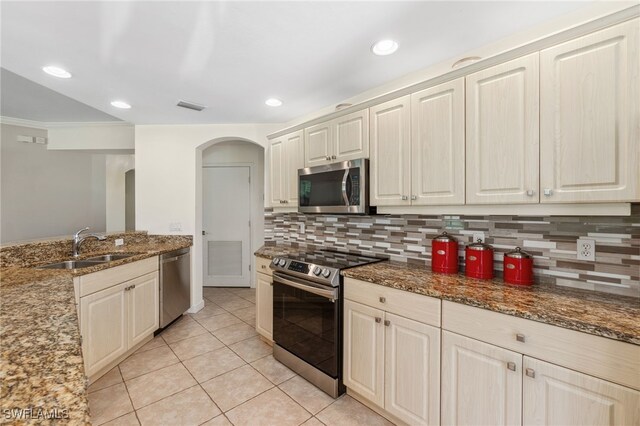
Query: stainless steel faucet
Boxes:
[{"xmin": 72, "ymin": 227, "xmax": 106, "ymax": 257}]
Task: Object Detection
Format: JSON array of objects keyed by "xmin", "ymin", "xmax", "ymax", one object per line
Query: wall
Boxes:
[
  {"xmin": 0, "ymin": 123, "xmax": 106, "ymax": 243},
  {"xmin": 47, "ymin": 122, "xmax": 134, "ymax": 151},
  {"xmin": 135, "ymin": 123, "xmax": 281, "ymax": 311},
  {"xmin": 265, "ymin": 208, "xmax": 640, "ymax": 298},
  {"xmin": 202, "ymin": 140, "xmax": 265, "ymax": 287},
  {"xmin": 105, "ymin": 154, "xmax": 135, "ymax": 232}
]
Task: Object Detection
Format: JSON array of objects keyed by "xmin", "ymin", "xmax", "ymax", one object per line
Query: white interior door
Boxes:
[{"xmin": 203, "ymin": 166, "xmax": 251, "ymax": 287}]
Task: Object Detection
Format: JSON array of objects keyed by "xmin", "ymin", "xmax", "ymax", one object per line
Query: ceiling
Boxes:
[
  {"xmin": 0, "ymin": 68, "xmax": 121, "ymax": 122},
  {"xmin": 1, "ymin": 1, "xmax": 599, "ymax": 125}
]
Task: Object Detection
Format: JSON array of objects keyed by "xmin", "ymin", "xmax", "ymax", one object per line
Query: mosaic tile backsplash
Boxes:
[{"xmin": 264, "ymin": 206, "xmax": 640, "ymax": 298}]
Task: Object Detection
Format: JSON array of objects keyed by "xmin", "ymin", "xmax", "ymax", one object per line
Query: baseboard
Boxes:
[{"xmin": 187, "ymin": 299, "xmax": 205, "ymax": 314}]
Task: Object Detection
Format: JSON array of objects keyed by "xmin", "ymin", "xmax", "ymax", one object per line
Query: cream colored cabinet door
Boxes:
[
  {"xmin": 269, "ymin": 138, "xmax": 285, "ymax": 206},
  {"xmin": 442, "ymin": 331, "xmax": 522, "ymax": 426},
  {"xmin": 370, "ymin": 95, "xmax": 412, "ymax": 206},
  {"xmin": 304, "ymin": 122, "xmax": 333, "ymax": 167},
  {"xmin": 255, "ymin": 272, "xmax": 273, "ymax": 341},
  {"xmin": 344, "ymin": 299, "xmax": 385, "ymax": 407},
  {"xmin": 284, "ymin": 130, "xmax": 304, "ymax": 205},
  {"xmin": 466, "ymin": 53, "xmax": 539, "ymax": 204},
  {"xmin": 80, "ymin": 282, "xmax": 128, "ymax": 377},
  {"xmin": 333, "ymin": 109, "xmax": 369, "ymax": 162},
  {"xmin": 540, "ymin": 19, "xmax": 640, "ymax": 203},
  {"xmin": 384, "ymin": 313, "xmax": 440, "ymax": 426},
  {"xmin": 127, "ymin": 272, "xmax": 159, "ymax": 349},
  {"xmin": 523, "ymin": 357, "xmax": 640, "ymax": 426},
  {"xmin": 411, "ymin": 78, "xmax": 465, "ymax": 205}
]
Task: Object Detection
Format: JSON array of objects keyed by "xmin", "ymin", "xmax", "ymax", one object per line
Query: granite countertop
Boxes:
[
  {"xmin": 0, "ymin": 235, "xmax": 192, "ymax": 425},
  {"xmin": 254, "ymin": 244, "xmax": 639, "ymax": 346}
]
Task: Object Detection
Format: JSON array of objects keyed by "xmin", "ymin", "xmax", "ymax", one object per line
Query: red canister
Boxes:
[
  {"xmin": 431, "ymin": 232, "xmax": 459, "ymax": 274},
  {"xmin": 503, "ymin": 247, "xmax": 534, "ymax": 285},
  {"xmin": 465, "ymin": 239, "xmax": 494, "ymax": 279}
]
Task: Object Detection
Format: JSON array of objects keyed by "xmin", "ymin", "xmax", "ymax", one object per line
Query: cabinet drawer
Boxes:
[
  {"xmin": 443, "ymin": 301, "xmax": 640, "ymax": 390},
  {"xmin": 256, "ymin": 257, "xmax": 273, "ymax": 276},
  {"xmin": 344, "ymin": 278, "xmax": 441, "ymax": 327},
  {"xmin": 79, "ymin": 256, "xmax": 159, "ymax": 297}
]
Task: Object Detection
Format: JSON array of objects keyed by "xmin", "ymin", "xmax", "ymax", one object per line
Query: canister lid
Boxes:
[
  {"xmin": 467, "ymin": 239, "xmax": 493, "ymax": 251},
  {"xmin": 433, "ymin": 231, "xmax": 457, "ymax": 242},
  {"xmin": 504, "ymin": 247, "xmax": 532, "ymax": 259}
]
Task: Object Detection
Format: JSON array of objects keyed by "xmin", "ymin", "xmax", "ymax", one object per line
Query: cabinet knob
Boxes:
[
  {"xmin": 384, "ymin": 320, "xmax": 390, "ymax": 327},
  {"xmin": 543, "ymin": 188, "xmax": 553, "ymax": 197},
  {"xmin": 515, "ymin": 333, "xmax": 526, "ymax": 343},
  {"xmin": 525, "ymin": 368, "xmax": 536, "ymax": 378},
  {"xmin": 379, "ymin": 296, "xmax": 386, "ymax": 303},
  {"xmin": 326, "ymin": 156, "xmax": 331, "ymax": 160},
  {"xmin": 261, "ymin": 265, "xmax": 266, "ymax": 269},
  {"xmin": 526, "ymin": 190, "xmax": 535, "ymax": 197},
  {"xmin": 332, "ymin": 155, "xmax": 337, "ymax": 159},
  {"xmin": 507, "ymin": 362, "xmax": 516, "ymax": 371},
  {"xmin": 401, "ymin": 195, "xmax": 408, "ymax": 201},
  {"xmin": 375, "ymin": 317, "xmax": 382, "ymax": 323},
  {"xmin": 411, "ymin": 195, "xmax": 417, "ymax": 200}
]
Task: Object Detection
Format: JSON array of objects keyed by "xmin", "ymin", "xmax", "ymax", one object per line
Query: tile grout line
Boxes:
[{"xmin": 119, "ymin": 365, "xmax": 142, "ymax": 426}]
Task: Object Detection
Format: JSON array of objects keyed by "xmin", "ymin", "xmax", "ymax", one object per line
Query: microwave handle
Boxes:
[{"xmin": 341, "ymin": 169, "xmax": 350, "ymax": 206}]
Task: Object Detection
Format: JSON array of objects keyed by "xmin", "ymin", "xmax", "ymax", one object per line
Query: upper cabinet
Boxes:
[
  {"xmin": 370, "ymin": 96, "xmax": 412, "ymax": 206},
  {"xmin": 411, "ymin": 78, "xmax": 465, "ymax": 205},
  {"xmin": 270, "ymin": 130, "xmax": 304, "ymax": 207},
  {"xmin": 466, "ymin": 53, "xmax": 540, "ymax": 204},
  {"xmin": 304, "ymin": 109, "xmax": 369, "ymax": 167},
  {"xmin": 540, "ymin": 19, "xmax": 640, "ymax": 203}
]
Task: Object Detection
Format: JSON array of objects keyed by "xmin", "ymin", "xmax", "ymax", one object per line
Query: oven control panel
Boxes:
[{"xmin": 287, "ymin": 261, "xmax": 310, "ymax": 274}]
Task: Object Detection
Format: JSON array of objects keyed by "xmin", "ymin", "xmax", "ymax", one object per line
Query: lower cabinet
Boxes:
[
  {"xmin": 255, "ymin": 256, "xmax": 273, "ymax": 341},
  {"xmin": 344, "ymin": 299, "xmax": 440, "ymax": 425},
  {"xmin": 442, "ymin": 331, "xmax": 640, "ymax": 426},
  {"xmin": 80, "ymin": 271, "xmax": 159, "ymax": 377}
]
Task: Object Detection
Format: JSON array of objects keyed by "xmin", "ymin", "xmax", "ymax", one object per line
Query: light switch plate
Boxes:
[
  {"xmin": 169, "ymin": 222, "xmax": 182, "ymax": 232},
  {"xmin": 472, "ymin": 232, "xmax": 486, "ymax": 243},
  {"xmin": 115, "ymin": 238, "xmax": 124, "ymax": 246}
]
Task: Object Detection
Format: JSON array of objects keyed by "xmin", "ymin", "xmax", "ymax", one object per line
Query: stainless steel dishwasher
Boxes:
[{"xmin": 160, "ymin": 248, "xmax": 191, "ymax": 328}]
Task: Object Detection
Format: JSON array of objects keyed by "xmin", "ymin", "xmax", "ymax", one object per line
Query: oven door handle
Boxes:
[{"xmin": 273, "ymin": 272, "xmax": 338, "ymax": 302}]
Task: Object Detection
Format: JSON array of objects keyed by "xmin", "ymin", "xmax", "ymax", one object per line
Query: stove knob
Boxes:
[
  {"xmin": 278, "ymin": 258, "xmax": 286, "ymax": 267},
  {"xmin": 272, "ymin": 257, "xmax": 279, "ymax": 265},
  {"xmin": 313, "ymin": 266, "xmax": 322, "ymax": 276},
  {"xmin": 321, "ymin": 268, "xmax": 331, "ymax": 278}
]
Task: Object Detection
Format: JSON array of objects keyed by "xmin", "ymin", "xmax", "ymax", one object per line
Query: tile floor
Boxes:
[{"xmin": 88, "ymin": 287, "xmax": 394, "ymax": 426}]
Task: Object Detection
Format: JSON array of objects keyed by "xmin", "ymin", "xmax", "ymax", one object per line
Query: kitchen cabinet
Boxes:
[
  {"xmin": 540, "ymin": 19, "xmax": 640, "ymax": 203},
  {"xmin": 441, "ymin": 331, "xmax": 522, "ymax": 426},
  {"xmin": 465, "ymin": 53, "xmax": 540, "ymax": 204},
  {"xmin": 270, "ymin": 130, "xmax": 304, "ymax": 206},
  {"xmin": 77, "ymin": 256, "xmax": 159, "ymax": 380},
  {"xmin": 344, "ymin": 278, "xmax": 440, "ymax": 425},
  {"xmin": 369, "ymin": 95, "xmax": 412, "ymax": 206},
  {"xmin": 304, "ymin": 109, "xmax": 369, "ymax": 167},
  {"xmin": 523, "ymin": 357, "xmax": 640, "ymax": 426},
  {"xmin": 255, "ymin": 256, "xmax": 273, "ymax": 341},
  {"xmin": 411, "ymin": 78, "xmax": 465, "ymax": 205}
]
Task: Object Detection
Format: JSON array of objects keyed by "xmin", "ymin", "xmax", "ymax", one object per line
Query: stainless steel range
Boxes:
[{"xmin": 270, "ymin": 250, "xmax": 384, "ymax": 398}]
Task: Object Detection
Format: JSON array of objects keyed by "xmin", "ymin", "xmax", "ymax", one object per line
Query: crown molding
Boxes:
[{"xmin": 0, "ymin": 116, "xmax": 132, "ymax": 129}]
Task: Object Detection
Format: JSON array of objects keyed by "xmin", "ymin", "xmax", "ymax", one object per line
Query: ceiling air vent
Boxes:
[{"xmin": 177, "ymin": 100, "xmax": 206, "ymax": 111}]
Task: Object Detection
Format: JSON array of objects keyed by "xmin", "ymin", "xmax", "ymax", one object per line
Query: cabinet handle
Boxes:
[
  {"xmin": 384, "ymin": 320, "xmax": 390, "ymax": 327},
  {"xmin": 526, "ymin": 190, "xmax": 535, "ymax": 197},
  {"xmin": 525, "ymin": 368, "xmax": 536, "ymax": 378},
  {"xmin": 332, "ymin": 155, "xmax": 336, "ymax": 159},
  {"xmin": 507, "ymin": 362, "xmax": 516, "ymax": 371},
  {"xmin": 379, "ymin": 296, "xmax": 386, "ymax": 303},
  {"xmin": 411, "ymin": 195, "xmax": 417, "ymax": 200},
  {"xmin": 326, "ymin": 156, "xmax": 331, "ymax": 160},
  {"xmin": 543, "ymin": 188, "xmax": 553, "ymax": 197},
  {"xmin": 516, "ymin": 333, "xmax": 525, "ymax": 343},
  {"xmin": 375, "ymin": 317, "xmax": 382, "ymax": 323},
  {"xmin": 261, "ymin": 265, "xmax": 266, "ymax": 269},
  {"xmin": 401, "ymin": 195, "xmax": 408, "ymax": 201}
]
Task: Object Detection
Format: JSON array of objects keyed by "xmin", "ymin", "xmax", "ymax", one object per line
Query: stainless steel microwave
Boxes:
[{"xmin": 298, "ymin": 159, "xmax": 370, "ymax": 214}]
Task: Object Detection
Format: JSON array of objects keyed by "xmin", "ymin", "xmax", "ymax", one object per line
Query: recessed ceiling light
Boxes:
[
  {"xmin": 265, "ymin": 98, "xmax": 283, "ymax": 107},
  {"xmin": 42, "ymin": 65, "xmax": 72, "ymax": 79},
  {"xmin": 110, "ymin": 100, "xmax": 131, "ymax": 109},
  {"xmin": 371, "ymin": 39, "xmax": 398, "ymax": 56}
]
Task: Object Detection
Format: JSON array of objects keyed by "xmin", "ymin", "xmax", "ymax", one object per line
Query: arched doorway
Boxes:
[{"xmin": 196, "ymin": 137, "xmax": 265, "ymax": 289}]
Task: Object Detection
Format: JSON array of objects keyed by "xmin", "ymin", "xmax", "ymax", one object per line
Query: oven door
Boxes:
[
  {"xmin": 298, "ymin": 159, "xmax": 368, "ymax": 214},
  {"xmin": 272, "ymin": 272, "xmax": 341, "ymax": 379}
]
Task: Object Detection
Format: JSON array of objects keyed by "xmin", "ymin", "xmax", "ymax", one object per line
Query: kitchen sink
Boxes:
[
  {"xmin": 85, "ymin": 253, "xmax": 137, "ymax": 262},
  {"xmin": 38, "ymin": 260, "xmax": 106, "ymax": 270}
]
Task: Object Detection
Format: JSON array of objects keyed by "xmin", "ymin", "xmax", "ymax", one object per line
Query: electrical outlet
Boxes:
[
  {"xmin": 472, "ymin": 232, "xmax": 485, "ymax": 243},
  {"xmin": 577, "ymin": 238, "xmax": 596, "ymax": 261},
  {"xmin": 114, "ymin": 238, "xmax": 124, "ymax": 246},
  {"xmin": 298, "ymin": 222, "xmax": 306, "ymax": 233}
]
